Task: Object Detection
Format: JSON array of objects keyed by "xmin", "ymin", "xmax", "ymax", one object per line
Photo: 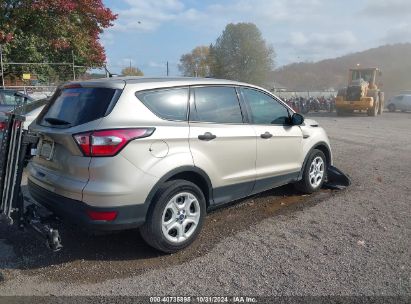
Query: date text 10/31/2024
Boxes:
[{"xmin": 149, "ymin": 296, "xmax": 258, "ymax": 303}]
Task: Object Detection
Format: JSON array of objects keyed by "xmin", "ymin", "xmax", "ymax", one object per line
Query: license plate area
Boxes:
[{"xmin": 39, "ymin": 140, "xmax": 55, "ymax": 160}]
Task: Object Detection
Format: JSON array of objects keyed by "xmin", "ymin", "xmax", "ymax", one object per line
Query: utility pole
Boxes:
[
  {"xmin": 166, "ymin": 61, "xmax": 169, "ymax": 76},
  {"xmin": 72, "ymin": 50, "xmax": 76, "ymax": 80},
  {"xmin": 0, "ymin": 45, "xmax": 5, "ymax": 88}
]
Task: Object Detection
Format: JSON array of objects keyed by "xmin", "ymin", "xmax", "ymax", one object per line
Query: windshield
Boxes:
[
  {"xmin": 351, "ymin": 70, "xmax": 374, "ymax": 83},
  {"xmin": 0, "ymin": 91, "xmax": 34, "ymax": 107}
]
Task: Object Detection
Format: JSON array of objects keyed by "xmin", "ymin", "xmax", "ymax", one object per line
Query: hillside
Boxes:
[{"xmin": 273, "ymin": 43, "xmax": 411, "ymax": 98}]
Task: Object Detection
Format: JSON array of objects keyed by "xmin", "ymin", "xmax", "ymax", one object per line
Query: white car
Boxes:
[{"xmin": 387, "ymin": 94, "xmax": 411, "ymax": 112}]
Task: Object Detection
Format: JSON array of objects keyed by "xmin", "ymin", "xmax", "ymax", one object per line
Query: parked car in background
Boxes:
[
  {"xmin": 0, "ymin": 98, "xmax": 49, "ymax": 140},
  {"xmin": 386, "ymin": 94, "xmax": 411, "ymax": 112},
  {"xmin": 0, "ymin": 89, "xmax": 35, "ymax": 113}
]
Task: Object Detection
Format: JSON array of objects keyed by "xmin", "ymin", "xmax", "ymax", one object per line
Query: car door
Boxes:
[
  {"xmin": 188, "ymin": 86, "xmax": 256, "ymax": 205},
  {"xmin": 239, "ymin": 87, "xmax": 303, "ymax": 194},
  {"xmin": 394, "ymin": 95, "xmax": 405, "ymax": 110},
  {"xmin": 406, "ymin": 96, "xmax": 411, "ymax": 111}
]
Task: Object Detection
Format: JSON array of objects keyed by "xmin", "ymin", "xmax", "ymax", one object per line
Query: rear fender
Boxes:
[{"xmin": 143, "ymin": 166, "xmax": 213, "ymax": 218}]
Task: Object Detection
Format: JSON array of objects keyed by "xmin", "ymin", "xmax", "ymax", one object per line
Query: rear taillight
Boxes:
[
  {"xmin": 73, "ymin": 128, "xmax": 154, "ymax": 157},
  {"xmin": 0, "ymin": 122, "xmax": 6, "ymax": 131},
  {"xmin": 74, "ymin": 132, "xmax": 92, "ymax": 155}
]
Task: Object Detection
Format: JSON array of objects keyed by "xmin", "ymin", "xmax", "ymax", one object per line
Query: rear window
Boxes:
[
  {"xmin": 39, "ymin": 87, "xmax": 119, "ymax": 128},
  {"xmin": 136, "ymin": 87, "xmax": 188, "ymax": 121}
]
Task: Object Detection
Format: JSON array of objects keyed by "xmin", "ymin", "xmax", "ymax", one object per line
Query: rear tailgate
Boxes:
[{"xmin": 28, "ymin": 81, "xmax": 125, "ymax": 201}]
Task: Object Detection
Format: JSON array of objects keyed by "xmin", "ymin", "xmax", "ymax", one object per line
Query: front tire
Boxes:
[
  {"xmin": 140, "ymin": 180, "xmax": 206, "ymax": 253},
  {"xmin": 388, "ymin": 104, "xmax": 396, "ymax": 112},
  {"xmin": 367, "ymin": 94, "xmax": 379, "ymax": 117},
  {"xmin": 295, "ymin": 149, "xmax": 327, "ymax": 194}
]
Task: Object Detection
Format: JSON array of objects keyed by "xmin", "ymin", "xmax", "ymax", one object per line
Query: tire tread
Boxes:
[
  {"xmin": 140, "ymin": 179, "xmax": 206, "ymax": 253},
  {"xmin": 295, "ymin": 149, "xmax": 327, "ymax": 194}
]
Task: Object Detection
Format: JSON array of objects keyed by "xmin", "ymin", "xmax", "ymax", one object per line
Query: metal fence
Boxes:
[
  {"xmin": 1, "ymin": 63, "xmax": 109, "ymax": 100},
  {"xmin": 0, "ymin": 48, "xmax": 110, "ymax": 97},
  {"xmin": 3, "ymin": 85, "xmax": 57, "ymax": 100},
  {"xmin": 273, "ymin": 90, "xmax": 338, "ymax": 100}
]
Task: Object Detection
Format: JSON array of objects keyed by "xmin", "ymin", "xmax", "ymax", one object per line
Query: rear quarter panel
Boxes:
[{"xmin": 82, "ymin": 83, "xmax": 194, "ymax": 207}]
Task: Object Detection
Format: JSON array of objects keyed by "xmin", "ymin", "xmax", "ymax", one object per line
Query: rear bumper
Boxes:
[
  {"xmin": 28, "ymin": 180, "xmax": 148, "ymax": 232},
  {"xmin": 336, "ymin": 96, "xmax": 374, "ymax": 110}
]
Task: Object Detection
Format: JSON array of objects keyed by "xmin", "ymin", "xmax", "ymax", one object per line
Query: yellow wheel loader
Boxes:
[{"xmin": 336, "ymin": 68, "xmax": 384, "ymax": 116}]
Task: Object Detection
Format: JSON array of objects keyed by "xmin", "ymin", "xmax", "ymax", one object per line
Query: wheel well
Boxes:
[
  {"xmin": 166, "ymin": 171, "xmax": 211, "ymax": 206},
  {"xmin": 314, "ymin": 144, "xmax": 331, "ymax": 167}
]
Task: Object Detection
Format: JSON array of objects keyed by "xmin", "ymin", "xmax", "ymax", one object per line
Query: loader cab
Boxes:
[{"xmin": 349, "ymin": 68, "xmax": 379, "ymax": 90}]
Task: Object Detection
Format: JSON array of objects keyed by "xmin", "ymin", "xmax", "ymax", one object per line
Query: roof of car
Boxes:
[{"xmin": 72, "ymin": 76, "xmax": 258, "ymax": 88}]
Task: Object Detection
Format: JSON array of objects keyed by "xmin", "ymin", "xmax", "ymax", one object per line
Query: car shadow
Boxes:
[{"xmin": 0, "ymin": 184, "xmax": 335, "ymax": 283}]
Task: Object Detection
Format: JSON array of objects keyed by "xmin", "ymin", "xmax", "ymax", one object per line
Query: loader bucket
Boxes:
[{"xmin": 324, "ymin": 166, "xmax": 351, "ymax": 190}]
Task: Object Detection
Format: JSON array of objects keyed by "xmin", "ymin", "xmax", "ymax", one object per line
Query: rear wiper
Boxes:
[{"xmin": 44, "ymin": 117, "xmax": 71, "ymax": 125}]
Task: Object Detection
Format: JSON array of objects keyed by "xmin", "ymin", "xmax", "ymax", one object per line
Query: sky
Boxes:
[{"xmin": 101, "ymin": 0, "xmax": 411, "ymax": 76}]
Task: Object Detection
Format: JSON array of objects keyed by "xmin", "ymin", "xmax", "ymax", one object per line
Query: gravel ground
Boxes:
[{"xmin": 0, "ymin": 111, "xmax": 410, "ymax": 297}]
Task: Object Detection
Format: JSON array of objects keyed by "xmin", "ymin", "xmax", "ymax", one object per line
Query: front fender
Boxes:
[{"xmin": 298, "ymin": 122, "xmax": 333, "ymax": 180}]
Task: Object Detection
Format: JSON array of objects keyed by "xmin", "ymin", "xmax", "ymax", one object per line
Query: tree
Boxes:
[
  {"xmin": 178, "ymin": 46, "xmax": 211, "ymax": 77},
  {"xmin": 0, "ymin": 0, "xmax": 117, "ymax": 83},
  {"xmin": 209, "ymin": 23, "xmax": 275, "ymax": 86},
  {"xmin": 121, "ymin": 66, "xmax": 144, "ymax": 76}
]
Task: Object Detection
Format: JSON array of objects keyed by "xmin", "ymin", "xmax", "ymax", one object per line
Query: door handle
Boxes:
[
  {"xmin": 198, "ymin": 132, "xmax": 217, "ymax": 141},
  {"xmin": 260, "ymin": 132, "xmax": 273, "ymax": 139}
]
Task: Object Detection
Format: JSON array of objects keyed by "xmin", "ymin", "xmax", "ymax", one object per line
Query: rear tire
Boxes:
[
  {"xmin": 378, "ymin": 92, "xmax": 384, "ymax": 115},
  {"xmin": 367, "ymin": 93, "xmax": 379, "ymax": 117},
  {"xmin": 140, "ymin": 180, "xmax": 206, "ymax": 253},
  {"xmin": 388, "ymin": 104, "xmax": 396, "ymax": 112},
  {"xmin": 295, "ymin": 149, "xmax": 327, "ymax": 194}
]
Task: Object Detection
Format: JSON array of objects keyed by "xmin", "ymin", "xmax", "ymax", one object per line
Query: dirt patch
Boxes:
[{"xmin": 0, "ymin": 185, "xmax": 335, "ymax": 284}]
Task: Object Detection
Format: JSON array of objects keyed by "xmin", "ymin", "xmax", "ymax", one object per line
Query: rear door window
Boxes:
[
  {"xmin": 191, "ymin": 86, "xmax": 244, "ymax": 124},
  {"xmin": 39, "ymin": 87, "xmax": 120, "ymax": 128},
  {"xmin": 136, "ymin": 87, "xmax": 188, "ymax": 121}
]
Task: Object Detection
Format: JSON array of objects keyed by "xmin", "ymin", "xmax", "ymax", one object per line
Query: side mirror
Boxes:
[{"xmin": 291, "ymin": 113, "xmax": 304, "ymax": 126}]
